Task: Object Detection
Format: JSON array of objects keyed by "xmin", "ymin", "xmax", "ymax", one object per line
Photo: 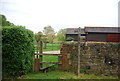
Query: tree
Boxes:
[
  {"xmin": 43, "ymin": 25, "xmax": 55, "ymax": 43},
  {"xmin": 57, "ymin": 29, "xmax": 66, "ymax": 43},
  {"xmin": 0, "ymin": 14, "xmax": 14, "ymax": 26},
  {"xmin": 34, "ymin": 31, "xmax": 43, "ymax": 53},
  {"xmin": 35, "ymin": 31, "xmax": 43, "ymax": 43}
]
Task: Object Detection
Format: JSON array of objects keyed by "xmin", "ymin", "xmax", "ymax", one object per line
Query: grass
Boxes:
[
  {"xmin": 43, "ymin": 43, "xmax": 60, "ymax": 51},
  {"xmin": 42, "ymin": 55, "xmax": 58, "ymax": 67},
  {"xmin": 35, "ymin": 43, "xmax": 60, "ymax": 52},
  {"xmin": 18, "ymin": 69, "xmax": 118, "ymax": 79}
]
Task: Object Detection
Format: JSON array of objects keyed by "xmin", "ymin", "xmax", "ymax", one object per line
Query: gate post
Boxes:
[{"xmin": 39, "ymin": 41, "xmax": 43, "ymax": 68}]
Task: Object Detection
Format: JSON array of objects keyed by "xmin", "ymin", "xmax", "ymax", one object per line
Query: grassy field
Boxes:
[{"xmin": 35, "ymin": 43, "xmax": 60, "ymax": 52}]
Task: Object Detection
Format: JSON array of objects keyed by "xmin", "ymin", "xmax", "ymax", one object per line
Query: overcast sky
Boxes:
[{"xmin": 0, "ymin": 0, "xmax": 120, "ymax": 33}]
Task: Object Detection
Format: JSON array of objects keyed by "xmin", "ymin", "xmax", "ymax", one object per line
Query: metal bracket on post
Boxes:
[{"xmin": 77, "ymin": 27, "xmax": 81, "ymax": 76}]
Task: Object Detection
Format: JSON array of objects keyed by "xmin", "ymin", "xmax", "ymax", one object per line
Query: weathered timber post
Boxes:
[
  {"xmin": 33, "ymin": 42, "xmax": 40, "ymax": 72},
  {"xmin": 58, "ymin": 51, "xmax": 62, "ymax": 70},
  {"xmin": 33, "ymin": 54, "xmax": 40, "ymax": 72},
  {"xmin": 33, "ymin": 41, "xmax": 43, "ymax": 72},
  {"xmin": 77, "ymin": 27, "xmax": 81, "ymax": 76},
  {"xmin": 37, "ymin": 42, "xmax": 38, "ymax": 53},
  {"xmin": 40, "ymin": 41, "xmax": 43, "ymax": 68}
]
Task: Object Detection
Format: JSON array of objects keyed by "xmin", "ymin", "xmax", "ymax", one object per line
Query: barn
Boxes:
[
  {"xmin": 66, "ymin": 27, "xmax": 120, "ymax": 42},
  {"xmin": 66, "ymin": 28, "xmax": 85, "ymax": 41},
  {"xmin": 85, "ymin": 27, "xmax": 120, "ymax": 42}
]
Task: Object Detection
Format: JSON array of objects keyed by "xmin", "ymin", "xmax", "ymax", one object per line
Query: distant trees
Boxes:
[
  {"xmin": 0, "ymin": 14, "xmax": 14, "ymax": 26},
  {"xmin": 43, "ymin": 25, "xmax": 55, "ymax": 43},
  {"xmin": 57, "ymin": 29, "xmax": 66, "ymax": 43}
]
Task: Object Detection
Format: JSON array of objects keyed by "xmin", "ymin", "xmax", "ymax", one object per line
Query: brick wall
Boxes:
[{"xmin": 60, "ymin": 42, "xmax": 119, "ymax": 76}]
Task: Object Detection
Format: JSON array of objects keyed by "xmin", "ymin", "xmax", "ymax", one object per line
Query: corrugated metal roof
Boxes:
[
  {"xmin": 85, "ymin": 27, "xmax": 120, "ymax": 33},
  {"xmin": 66, "ymin": 28, "xmax": 85, "ymax": 34}
]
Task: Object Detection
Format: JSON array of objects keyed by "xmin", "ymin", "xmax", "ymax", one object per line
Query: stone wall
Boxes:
[{"xmin": 60, "ymin": 42, "xmax": 119, "ymax": 76}]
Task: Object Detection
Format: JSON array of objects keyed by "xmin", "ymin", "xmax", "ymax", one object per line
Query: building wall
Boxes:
[
  {"xmin": 107, "ymin": 34, "xmax": 119, "ymax": 42},
  {"xmin": 86, "ymin": 33, "xmax": 120, "ymax": 42},
  {"xmin": 86, "ymin": 33, "xmax": 107, "ymax": 42}
]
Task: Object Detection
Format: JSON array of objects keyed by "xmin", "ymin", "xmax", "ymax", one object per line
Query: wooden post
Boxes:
[
  {"xmin": 77, "ymin": 27, "xmax": 81, "ymax": 76},
  {"xmin": 58, "ymin": 55, "xmax": 62, "ymax": 70},
  {"xmin": 40, "ymin": 41, "xmax": 43, "ymax": 68},
  {"xmin": 37, "ymin": 42, "xmax": 39, "ymax": 53}
]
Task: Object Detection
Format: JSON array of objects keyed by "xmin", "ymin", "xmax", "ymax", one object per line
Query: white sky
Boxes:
[{"xmin": 0, "ymin": 0, "xmax": 120, "ymax": 33}]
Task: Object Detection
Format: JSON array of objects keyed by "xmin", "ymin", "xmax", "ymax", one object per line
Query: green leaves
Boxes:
[{"xmin": 2, "ymin": 26, "xmax": 35, "ymax": 78}]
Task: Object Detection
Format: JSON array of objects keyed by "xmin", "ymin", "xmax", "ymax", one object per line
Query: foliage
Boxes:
[
  {"xmin": 0, "ymin": 14, "xmax": 14, "ymax": 26},
  {"xmin": 57, "ymin": 29, "xmax": 66, "ymax": 43},
  {"xmin": 43, "ymin": 25, "xmax": 55, "ymax": 43},
  {"xmin": 43, "ymin": 25, "xmax": 54, "ymax": 35},
  {"xmin": 34, "ymin": 31, "xmax": 43, "ymax": 42},
  {"xmin": 66, "ymin": 36, "xmax": 75, "ymax": 41},
  {"xmin": 2, "ymin": 26, "xmax": 35, "ymax": 78}
]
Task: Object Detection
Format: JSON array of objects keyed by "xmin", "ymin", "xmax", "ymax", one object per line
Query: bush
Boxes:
[{"xmin": 2, "ymin": 26, "xmax": 35, "ymax": 78}]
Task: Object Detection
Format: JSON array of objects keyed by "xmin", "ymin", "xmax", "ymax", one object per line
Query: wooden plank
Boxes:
[
  {"xmin": 34, "ymin": 53, "xmax": 62, "ymax": 56},
  {"xmin": 40, "ymin": 62, "xmax": 62, "ymax": 64},
  {"xmin": 40, "ymin": 64, "xmax": 55, "ymax": 70},
  {"xmin": 41, "ymin": 54, "xmax": 62, "ymax": 56},
  {"xmin": 40, "ymin": 64, "xmax": 56, "ymax": 73}
]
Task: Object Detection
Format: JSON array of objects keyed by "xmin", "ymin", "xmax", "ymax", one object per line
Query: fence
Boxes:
[{"xmin": 33, "ymin": 41, "xmax": 62, "ymax": 72}]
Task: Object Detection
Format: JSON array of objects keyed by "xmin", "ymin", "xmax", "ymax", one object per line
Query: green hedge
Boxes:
[{"xmin": 2, "ymin": 26, "xmax": 35, "ymax": 78}]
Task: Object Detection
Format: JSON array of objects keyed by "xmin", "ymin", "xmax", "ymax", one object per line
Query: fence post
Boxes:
[
  {"xmin": 77, "ymin": 27, "xmax": 81, "ymax": 76},
  {"xmin": 40, "ymin": 41, "xmax": 43, "ymax": 68}
]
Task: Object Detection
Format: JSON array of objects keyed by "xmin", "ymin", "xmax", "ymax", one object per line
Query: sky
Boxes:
[{"xmin": 0, "ymin": 0, "xmax": 120, "ymax": 33}]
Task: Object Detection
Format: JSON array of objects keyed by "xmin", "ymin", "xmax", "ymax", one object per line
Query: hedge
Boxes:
[{"xmin": 2, "ymin": 26, "xmax": 35, "ymax": 78}]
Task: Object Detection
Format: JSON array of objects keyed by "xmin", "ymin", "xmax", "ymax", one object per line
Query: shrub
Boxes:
[
  {"xmin": 2, "ymin": 26, "xmax": 35, "ymax": 78},
  {"xmin": 66, "ymin": 37, "xmax": 75, "ymax": 41}
]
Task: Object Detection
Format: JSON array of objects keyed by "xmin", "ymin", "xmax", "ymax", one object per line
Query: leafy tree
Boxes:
[
  {"xmin": 43, "ymin": 25, "xmax": 55, "ymax": 43},
  {"xmin": 0, "ymin": 14, "xmax": 14, "ymax": 26},
  {"xmin": 35, "ymin": 31, "xmax": 43, "ymax": 43},
  {"xmin": 57, "ymin": 29, "xmax": 66, "ymax": 43},
  {"xmin": 34, "ymin": 31, "xmax": 43, "ymax": 52},
  {"xmin": 43, "ymin": 25, "xmax": 54, "ymax": 35}
]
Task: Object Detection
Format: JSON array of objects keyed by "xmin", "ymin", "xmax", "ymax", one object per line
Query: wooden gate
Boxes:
[{"xmin": 33, "ymin": 41, "xmax": 62, "ymax": 72}]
